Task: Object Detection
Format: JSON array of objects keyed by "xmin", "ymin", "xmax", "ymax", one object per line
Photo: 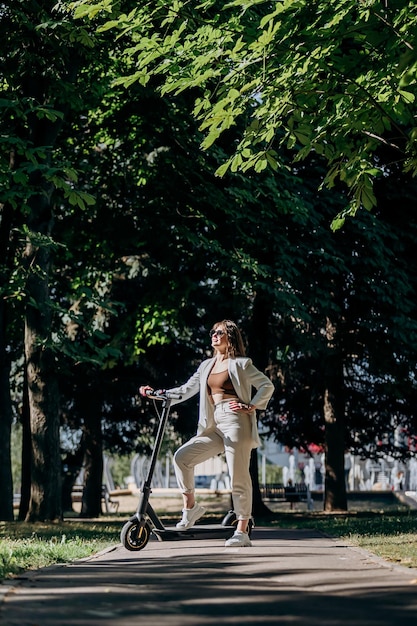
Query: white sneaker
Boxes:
[
  {"xmin": 176, "ymin": 503, "xmax": 206, "ymax": 529},
  {"xmin": 225, "ymin": 530, "xmax": 252, "ymax": 547}
]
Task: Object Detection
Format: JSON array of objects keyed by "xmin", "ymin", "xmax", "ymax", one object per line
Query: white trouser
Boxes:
[{"xmin": 173, "ymin": 400, "xmax": 254, "ymax": 520}]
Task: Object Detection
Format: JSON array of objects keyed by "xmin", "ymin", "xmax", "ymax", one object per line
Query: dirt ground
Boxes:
[
  {"xmin": 70, "ymin": 489, "xmax": 235, "ymax": 517},
  {"xmin": 69, "ymin": 488, "xmax": 406, "ymax": 517},
  {"xmin": 69, "ymin": 488, "xmax": 324, "ymax": 518}
]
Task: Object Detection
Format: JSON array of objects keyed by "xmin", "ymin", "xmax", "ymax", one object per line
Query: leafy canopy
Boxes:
[{"xmin": 71, "ymin": 0, "xmax": 417, "ymax": 227}]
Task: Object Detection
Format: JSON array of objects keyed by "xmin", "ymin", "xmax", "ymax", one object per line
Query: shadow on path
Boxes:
[{"xmin": 1, "ymin": 528, "xmax": 416, "ymax": 625}]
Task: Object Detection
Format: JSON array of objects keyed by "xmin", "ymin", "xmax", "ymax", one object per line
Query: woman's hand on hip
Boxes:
[{"xmin": 229, "ymin": 399, "xmax": 255, "ymax": 413}]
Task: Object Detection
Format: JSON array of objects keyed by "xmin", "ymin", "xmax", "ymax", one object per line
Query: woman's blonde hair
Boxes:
[{"xmin": 211, "ymin": 319, "xmax": 246, "ymax": 358}]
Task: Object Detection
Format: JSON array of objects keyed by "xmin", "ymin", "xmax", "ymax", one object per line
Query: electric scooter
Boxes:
[{"xmin": 120, "ymin": 389, "xmax": 251, "ymax": 551}]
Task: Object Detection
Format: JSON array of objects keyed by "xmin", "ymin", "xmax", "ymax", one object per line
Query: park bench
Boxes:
[
  {"xmin": 71, "ymin": 484, "xmax": 120, "ymax": 513},
  {"xmin": 260, "ymin": 482, "xmax": 313, "ymax": 510}
]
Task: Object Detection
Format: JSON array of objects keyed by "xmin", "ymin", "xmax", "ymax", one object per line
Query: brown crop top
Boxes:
[{"xmin": 207, "ymin": 370, "xmax": 236, "ymax": 397}]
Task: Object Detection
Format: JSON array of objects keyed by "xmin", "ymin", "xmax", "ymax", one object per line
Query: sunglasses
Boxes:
[{"xmin": 209, "ymin": 329, "xmax": 225, "ymax": 338}]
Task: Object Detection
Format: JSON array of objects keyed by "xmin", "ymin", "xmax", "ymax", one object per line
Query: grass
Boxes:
[
  {"xmin": 1, "ymin": 504, "xmax": 417, "ymax": 581},
  {"xmin": 262, "ymin": 507, "xmax": 417, "ymax": 569},
  {"xmin": 0, "ymin": 520, "xmax": 121, "ymax": 581}
]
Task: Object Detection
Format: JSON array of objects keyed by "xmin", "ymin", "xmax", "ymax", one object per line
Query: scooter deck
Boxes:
[{"xmin": 151, "ymin": 524, "xmax": 236, "ymax": 541}]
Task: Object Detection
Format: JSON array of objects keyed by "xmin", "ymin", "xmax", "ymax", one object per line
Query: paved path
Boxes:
[{"xmin": 1, "ymin": 528, "xmax": 417, "ymax": 625}]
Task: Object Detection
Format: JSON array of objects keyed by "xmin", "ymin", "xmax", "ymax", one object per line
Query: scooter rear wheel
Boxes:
[
  {"xmin": 221, "ymin": 510, "xmax": 254, "ymax": 537},
  {"xmin": 121, "ymin": 520, "xmax": 151, "ymax": 551}
]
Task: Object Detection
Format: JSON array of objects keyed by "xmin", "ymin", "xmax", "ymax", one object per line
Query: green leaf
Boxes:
[
  {"xmin": 215, "ymin": 161, "xmax": 231, "ymax": 177},
  {"xmin": 254, "ymin": 156, "xmax": 267, "ymax": 172},
  {"xmin": 398, "ymin": 89, "xmax": 415, "ymax": 103},
  {"xmin": 265, "ymin": 151, "xmax": 279, "ymax": 171}
]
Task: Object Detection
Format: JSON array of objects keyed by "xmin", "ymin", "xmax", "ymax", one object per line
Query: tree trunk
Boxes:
[
  {"xmin": 247, "ymin": 290, "xmax": 274, "ymax": 518},
  {"xmin": 250, "ymin": 450, "xmax": 273, "ymax": 518},
  {"xmin": 0, "ymin": 199, "xmax": 17, "ymax": 521},
  {"xmin": 62, "ymin": 446, "xmax": 85, "ymax": 513},
  {"xmin": 323, "ymin": 317, "xmax": 347, "ymax": 511},
  {"xmin": 25, "ymin": 313, "xmax": 62, "ymax": 521},
  {"xmin": 0, "ymin": 305, "xmax": 14, "ymax": 521},
  {"xmin": 80, "ymin": 382, "xmax": 103, "ymax": 518},
  {"xmin": 24, "ymin": 193, "xmax": 62, "ymax": 522},
  {"xmin": 18, "ymin": 370, "xmax": 32, "ymax": 521}
]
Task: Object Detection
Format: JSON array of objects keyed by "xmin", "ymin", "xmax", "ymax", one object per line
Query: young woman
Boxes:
[{"xmin": 139, "ymin": 319, "xmax": 274, "ymax": 547}]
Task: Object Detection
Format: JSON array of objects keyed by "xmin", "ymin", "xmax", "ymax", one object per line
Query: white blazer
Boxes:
[{"xmin": 167, "ymin": 356, "xmax": 274, "ymax": 448}]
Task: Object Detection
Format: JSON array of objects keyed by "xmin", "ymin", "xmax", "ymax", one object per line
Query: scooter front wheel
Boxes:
[{"xmin": 120, "ymin": 520, "xmax": 151, "ymax": 551}]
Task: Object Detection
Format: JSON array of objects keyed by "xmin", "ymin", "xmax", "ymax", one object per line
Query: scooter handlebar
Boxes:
[{"xmin": 144, "ymin": 388, "xmax": 182, "ymax": 401}]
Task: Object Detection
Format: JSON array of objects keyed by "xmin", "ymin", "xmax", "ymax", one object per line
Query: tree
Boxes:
[
  {"xmin": 0, "ymin": 1, "xmax": 107, "ymax": 521},
  {"xmin": 260, "ymin": 155, "xmax": 417, "ymax": 509}
]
